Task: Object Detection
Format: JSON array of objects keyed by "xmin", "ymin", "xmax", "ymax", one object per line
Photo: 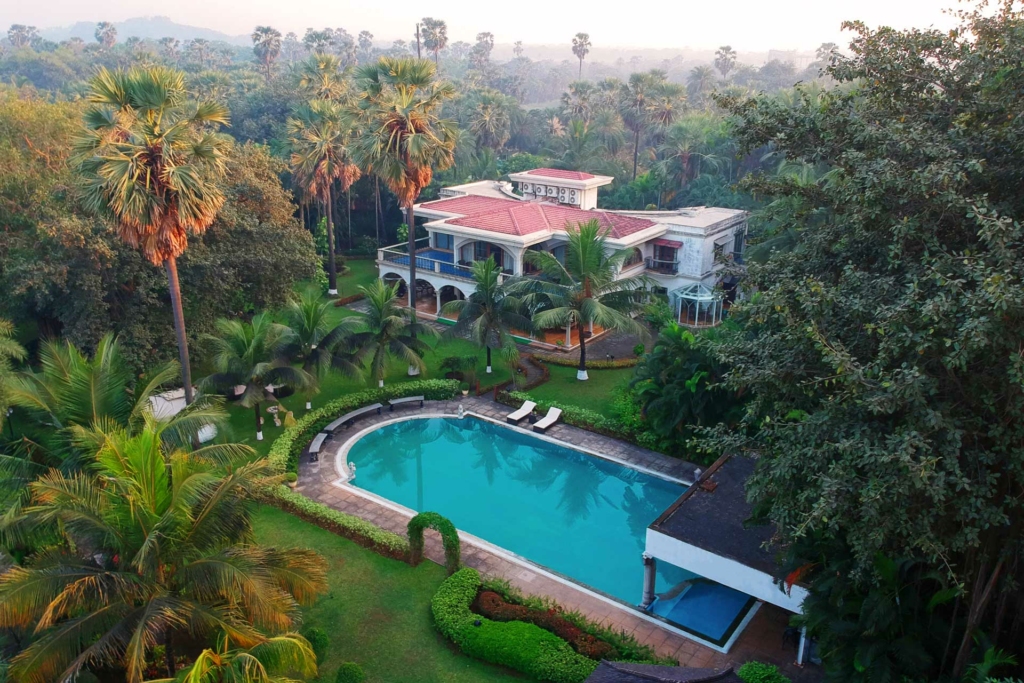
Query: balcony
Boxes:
[{"xmin": 645, "ymin": 257, "xmax": 679, "ymax": 275}]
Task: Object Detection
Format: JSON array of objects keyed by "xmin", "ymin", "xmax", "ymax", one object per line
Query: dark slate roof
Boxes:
[
  {"xmin": 650, "ymin": 454, "xmax": 778, "ymax": 575},
  {"xmin": 586, "ymin": 662, "xmax": 743, "ymax": 683}
]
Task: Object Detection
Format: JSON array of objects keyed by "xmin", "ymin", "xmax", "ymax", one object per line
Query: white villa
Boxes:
[{"xmin": 377, "ymin": 168, "xmax": 747, "ymax": 347}]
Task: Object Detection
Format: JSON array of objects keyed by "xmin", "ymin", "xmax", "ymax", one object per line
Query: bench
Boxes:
[
  {"xmin": 308, "ymin": 432, "xmax": 328, "ymax": 462},
  {"xmin": 324, "ymin": 403, "xmax": 384, "ymax": 433},
  {"xmin": 532, "ymin": 407, "xmax": 562, "ymax": 433},
  {"xmin": 389, "ymin": 395, "xmax": 424, "ymax": 411},
  {"xmin": 506, "ymin": 400, "xmax": 536, "ymax": 424}
]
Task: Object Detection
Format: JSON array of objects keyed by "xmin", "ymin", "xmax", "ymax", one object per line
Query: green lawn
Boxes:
[
  {"xmin": 335, "ymin": 258, "xmax": 379, "ymax": 300},
  {"xmin": 251, "ymin": 506, "xmax": 521, "ymax": 683},
  {"xmin": 526, "ymin": 364, "xmax": 635, "ymax": 418},
  {"xmin": 221, "ymin": 263, "xmax": 510, "ymax": 454}
]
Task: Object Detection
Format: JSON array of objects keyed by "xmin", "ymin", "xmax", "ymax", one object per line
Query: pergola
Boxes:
[{"xmin": 672, "ymin": 283, "xmax": 724, "ymax": 328}]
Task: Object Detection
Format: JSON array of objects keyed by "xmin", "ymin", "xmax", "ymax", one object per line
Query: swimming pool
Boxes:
[{"xmin": 344, "ymin": 415, "xmax": 753, "ymax": 644}]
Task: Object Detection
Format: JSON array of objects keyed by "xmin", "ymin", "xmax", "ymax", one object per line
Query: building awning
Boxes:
[{"xmin": 653, "ymin": 238, "xmax": 682, "ymax": 248}]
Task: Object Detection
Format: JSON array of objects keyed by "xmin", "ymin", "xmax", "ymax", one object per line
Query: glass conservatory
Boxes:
[{"xmin": 671, "ymin": 282, "xmax": 725, "ymax": 328}]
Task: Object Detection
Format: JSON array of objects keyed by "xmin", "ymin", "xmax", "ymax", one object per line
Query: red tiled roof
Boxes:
[
  {"xmin": 524, "ymin": 168, "xmax": 597, "ymax": 181},
  {"xmin": 447, "ymin": 202, "xmax": 656, "ymax": 239},
  {"xmin": 419, "ymin": 194, "xmax": 521, "ymax": 215}
]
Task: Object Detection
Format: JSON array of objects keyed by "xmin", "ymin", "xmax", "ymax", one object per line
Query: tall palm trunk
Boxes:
[
  {"xmin": 374, "ymin": 177, "xmax": 381, "ymax": 246},
  {"xmin": 347, "ymin": 186, "xmax": 353, "ymax": 250},
  {"xmin": 578, "ymin": 59, "xmax": 582, "ymax": 78},
  {"xmin": 406, "ymin": 202, "xmax": 420, "ymax": 376},
  {"xmin": 325, "ymin": 187, "xmax": 337, "ymax": 294},
  {"xmin": 254, "ymin": 402, "xmax": 264, "ymax": 440},
  {"xmin": 164, "ymin": 256, "xmax": 194, "ymax": 404},
  {"xmin": 632, "ymin": 127, "xmax": 641, "ymax": 180},
  {"xmin": 486, "ymin": 346, "xmax": 492, "ymax": 374},
  {"xmin": 577, "ymin": 325, "xmax": 589, "ymax": 380}
]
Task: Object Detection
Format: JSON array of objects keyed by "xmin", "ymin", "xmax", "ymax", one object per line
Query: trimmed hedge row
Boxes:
[
  {"xmin": 333, "ymin": 292, "xmax": 366, "ymax": 306},
  {"xmin": 258, "ymin": 485, "xmax": 410, "ymax": 560},
  {"xmin": 533, "ymin": 353, "xmax": 639, "ymax": 370},
  {"xmin": 432, "ymin": 568, "xmax": 598, "ymax": 683},
  {"xmin": 268, "ymin": 379, "xmax": 462, "ymax": 473}
]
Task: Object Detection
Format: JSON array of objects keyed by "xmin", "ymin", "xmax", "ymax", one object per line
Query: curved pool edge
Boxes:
[{"xmin": 330, "ymin": 411, "xmax": 693, "ymax": 489}]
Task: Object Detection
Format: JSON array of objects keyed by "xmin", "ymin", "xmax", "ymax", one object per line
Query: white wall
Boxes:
[{"xmin": 646, "ymin": 528, "xmax": 808, "ymax": 613}]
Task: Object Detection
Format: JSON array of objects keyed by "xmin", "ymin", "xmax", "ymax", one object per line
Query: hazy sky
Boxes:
[{"xmin": 3, "ymin": 0, "xmax": 958, "ymax": 51}]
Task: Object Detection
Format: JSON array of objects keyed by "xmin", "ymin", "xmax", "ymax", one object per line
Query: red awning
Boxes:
[{"xmin": 653, "ymin": 238, "xmax": 682, "ymax": 248}]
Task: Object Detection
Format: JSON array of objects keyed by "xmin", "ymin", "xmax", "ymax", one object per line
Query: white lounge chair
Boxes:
[
  {"xmin": 506, "ymin": 400, "xmax": 537, "ymax": 424},
  {"xmin": 532, "ymin": 407, "xmax": 562, "ymax": 433}
]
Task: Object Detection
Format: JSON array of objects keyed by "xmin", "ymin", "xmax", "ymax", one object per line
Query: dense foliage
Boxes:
[
  {"xmin": 408, "ymin": 511, "xmax": 462, "ymax": 574},
  {"xmin": 700, "ymin": 4, "xmax": 1024, "ymax": 680}
]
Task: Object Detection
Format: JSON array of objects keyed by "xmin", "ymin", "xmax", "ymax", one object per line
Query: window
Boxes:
[
  {"xmin": 434, "ymin": 233, "xmax": 454, "ymax": 250},
  {"xmin": 624, "ymin": 248, "xmax": 644, "ymax": 268},
  {"xmin": 733, "ymin": 229, "xmax": 745, "ymax": 257},
  {"xmin": 655, "ymin": 245, "xmax": 677, "ymax": 263}
]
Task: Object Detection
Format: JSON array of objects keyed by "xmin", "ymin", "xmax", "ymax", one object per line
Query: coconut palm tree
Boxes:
[
  {"xmin": 655, "ymin": 114, "xmax": 724, "ymax": 194},
  {"xmin": 0, "ymin": 318, "xmax": 25, "ymax": 434},
  {"xmin": 514, "ymin": 220, "xmax": 649, "ymax": 380},
  {"xmin": 548, "ymin": 119, "xmax": 607, "ymax": 175},
  {"xmin": 0, "ymin": 421, "xmax": 328, "ymax": 683},
  {"xmin": 561, "ymin": 80, "xmax": 597, "ymax": 124},
  {"xmin": 469, "ymin": 90, "xmax": 512, "ymax": 151},
  {"xmin": 352, "ymin": 56, "xmax": 456, "ymax": 323},
  {"xmin": 440, "ymin": 257, "xmax": 533, "ymax": 375},
  {"xmin": 4, "ymin": 335, "xmax": 223, "ymax": 469},
  {"xmin": 344, "ymin": 280, "xmax": 436, "ymax": 388},
  {"xmin": 200, "ymin": 313, "xmax": 315, "ymax": 441},
  {"xmin": 687, "ymin": 65, "xmax": 718, "ymax": 110},
  {"xmin": 571, "ymin": 32, "xmax": 591, "ymax": 78},
  {"xmin": 73, "ymin": 66, "xmax": 232, "ymax": 406},
  {"xmin": 287, "ymin": 99, "xmax": 360, "ymax": 295},
  {"xmin": 282, "ymin": 289, "xmax": 333, "ymax": 372},
  {"xmin": 147, "ymin": 632, "xmax": 317, "ymax": 683},
  {"xmin": 252, "ymin": 25, "xmax": 282, "ymax": 82},
  {"xmin": 95, "ymin": 21, "xmax": 117, "ymax": 48}
]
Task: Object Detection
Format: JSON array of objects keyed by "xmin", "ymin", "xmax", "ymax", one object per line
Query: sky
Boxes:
[{"xmin": 3, "ymin": 0, "xmax": 959, "ymax": 52}]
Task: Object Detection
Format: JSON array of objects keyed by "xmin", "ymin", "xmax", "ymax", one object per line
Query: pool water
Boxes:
[{"xmin": 347, "ymin": 416, "xmax": 753, "ymax": 643}]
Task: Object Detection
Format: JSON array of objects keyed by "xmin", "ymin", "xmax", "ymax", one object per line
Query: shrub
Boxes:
[
  {"xmin": 633, "ymin": 343, "xmax": 646, "ymax": 358},
  {"xmin": 334, "ymin": 662, "xmax": 366, "ymax": 683},
  {"xmin": 267, "ymin": 380, "xmax": 461, "ymax": 473},
  {"xmin": 532, "ymin": 353, "xmax": 638, "ymax": 369},
  {"xmin": 408, "ymin": 511, "xmax": 461, "ymax": 575},
  {"xmin": 432, "ymin": 568, "xmax": 598, "ymax": 683},
  {"xmin": 737, "ymin": 662, "xmax": 791, "ymax": 683},
  {"xmin": 334, "ymin": 292, "xmax": 366, "ymax": 306},
  {"xmin": 285, "ymin": 472, "xmax": 298, "ymax": 483},
  {"xmin": 258, "ymin": 485, "xmax": 409, "ymax": 560},
  {"xmin": 301, "ymin": 626, "xmax": 330, "ymax": 664}
]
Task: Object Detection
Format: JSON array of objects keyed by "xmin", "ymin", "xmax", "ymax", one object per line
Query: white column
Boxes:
[
  {"xmin": 435, "ymin": 289, "xmax": 442, "ymax": 316},
  {"xmin": 796, "ymin": 626, "xmax": 808, "ymax": 666},
  {"xmin": 640, "ymin": 553, "xmax": 657, "ymax": 608}
]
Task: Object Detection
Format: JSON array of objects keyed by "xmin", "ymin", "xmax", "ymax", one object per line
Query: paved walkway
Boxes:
[{"xmin": 294, "ymin": 397, "xmax": 820, "ymax": 681}]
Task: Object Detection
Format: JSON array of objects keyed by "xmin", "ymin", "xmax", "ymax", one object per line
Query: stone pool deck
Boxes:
[{"xmin": 294, "ymin": 397, "xmax": 820, "ymax": 682}]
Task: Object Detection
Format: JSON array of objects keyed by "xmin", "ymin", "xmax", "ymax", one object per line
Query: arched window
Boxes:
[{"xmin": 623, "ymin": 248, "xmax": 644, "ymax": 268}]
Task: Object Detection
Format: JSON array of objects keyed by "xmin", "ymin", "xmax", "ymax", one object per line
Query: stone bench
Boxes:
[
  {"xmin": 308, "ymin": 432, "xmax": 328, "ymax": 462},
  {"xmin": 323, "ymin": 403, "xmax": 384, "ymax": 433},
  {"xmin": 388, "ymin": 395, "xmax": 424, "ymax": 411}
]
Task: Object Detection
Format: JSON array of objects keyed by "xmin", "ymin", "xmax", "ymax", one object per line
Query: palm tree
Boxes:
[
  {"xmin": 617, "ymin": 71, "xmax": 661, "ymax": 180},
  {"xmin": 252, "ymin": 26, "xmax": 282, "ymax": 82},
  {"xmin": 296, "ymin": 52, "xmax": 350, "ymax": 102},
  {"xmin": 0, "ymin": 318, "xmax": 25, "ymax": 434},
  {"xmin": 4, "ymin": 335, "xmax": 214, "ymax": 467},
  {"xmin": 344, "ymin": 280, "xmax": 436, "ymax": 388},
  {"xmin": 469, "ymin": 90, "xmax": 512, "ymax": 151},
  {"xmin": 419, "ymin": 18, "xmax": 448, "ymax": 68},
  {"xmin": 200, "ymin": 313, "xmax": 315, "ymax": 441},
  {"xmin": 561, "ymin": 80, "xmax": 597, "ymax": 123},
  {"xmin": 549, "ymin": 119, "xmax": 607, "ymax": 174},
  {"xmin": 352, "ymin": 56, "xmax": 456, "ymax": 322},
  {"xmin": 0, "ymin": 422, "xmax": 328, "ymax": 683},
  {"xmin": 571, "ymin": 33, "xmax": 591, "ymax": 79},
  {"xmin": 514, "ymin": 220, "xmax": 649, "ymax": 380},
  {"xmin": 148, "ymin": 632, "xmax": 317, "ymax": 683},
  {"xmin": 441, "ymin": 257, "xmax": 533, "ymax": 375},
  {"xmin": 7, "ymin": 25, "xmax": 37, "ymax": 49},
  {"xmin": 158, "ymin": 36, "xmax": 180, "ymax": 61},
  {"xmin": 714, "ymin": 46, "xmax": 737, "ymax": 79},
  {"xmin": 687, "ymin": 65, "xmax": 718, "ymax": 110},
  {"xmin": 95, "ymin": 21, "xmax": 117, "ymax": 48},
  {"xmin": 287, "ymin": 99, "xmax": 360, "ymax": 295},
  {"xmin": 74, "ymin": 66, "xmax": 232, "ymax": 406},
  {"xmin": 655, "ymin": 114, "xmax": 724, "ymax": 195}
]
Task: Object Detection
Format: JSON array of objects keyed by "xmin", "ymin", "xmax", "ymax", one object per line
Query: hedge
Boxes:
[
  {"xmin": 498, "ymin": 390, "xmax": 621, "ymax": 436},
  {"xmin": 737, "ymin": 662, "xmax": 791, "ymax": 683},
  {"xmin": 268, "ymin": 379, "xmax": 462, "ymax": 473},
  {"xmin": 333, "ymin": 292, "xmax": 366, "ymax": 306},
  {"xmin": 408, "ymin": 511, "xmax": 461, "ymax": 575},
  {"xmin": 533, "ymin": 353, "xmax": 639, "ymax": 370},
  {"xmin": 432, "ymin": 568, "xmax": 598, "ymax": 683},
  {"xmin": 258, "ymin": 485, "xmax": 410, "ymax": 560}
]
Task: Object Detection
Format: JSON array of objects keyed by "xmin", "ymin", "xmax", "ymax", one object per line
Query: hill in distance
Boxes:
[{"xmin": 39, "ymin": 16, "xmax": 248, "ymax": 46}]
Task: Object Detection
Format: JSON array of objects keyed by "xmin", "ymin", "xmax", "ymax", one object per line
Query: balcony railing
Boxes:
[{"xmin": 645, "ymin": 257, "xmax": 679, "ymax": 275}]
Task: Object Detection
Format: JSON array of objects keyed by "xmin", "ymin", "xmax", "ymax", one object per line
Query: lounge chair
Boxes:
[
  {"xmin": 506, "ymin": 400, "xmax": 536, "ymax": 424},
  {"xmin": 532, "ymin": 407, "xmax": 562, "ymax": 433}
]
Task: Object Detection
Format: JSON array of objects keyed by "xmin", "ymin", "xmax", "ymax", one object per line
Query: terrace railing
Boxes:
[
  {"xmin": 645, "ymin": 257, "xmax": 680, "ymax": 275},
  {"xmin": 378, "ymin": 242, "xmax": 475, "ymax": 282}
]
